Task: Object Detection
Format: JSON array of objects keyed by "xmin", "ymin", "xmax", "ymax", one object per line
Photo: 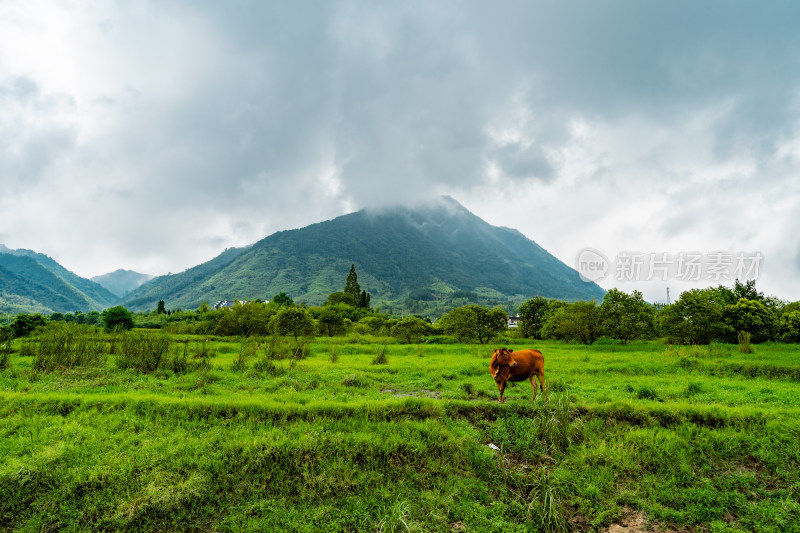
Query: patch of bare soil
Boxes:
[
  {"xmin": 607, "ymin": 512, "xmax": 649, "ymax": 533},
  {"xmin": 380, "ymin": 388, "xmax": 441, "ymax": 399},
  {"xmin": 604, "ymin": 509, "xmax": 687, "ymax": 533}
]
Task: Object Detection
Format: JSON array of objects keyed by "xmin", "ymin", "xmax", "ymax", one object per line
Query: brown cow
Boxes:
[{"xmin": 489, "ymin": 347, "xmax": 547, "ymax": 403}]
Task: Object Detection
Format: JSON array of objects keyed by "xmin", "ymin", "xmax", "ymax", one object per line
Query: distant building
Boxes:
[
  {"xmin": 507, "ymin": 315, "xmax": 520, "ymax": 328},
  {"xmin": 213, "ymin": 300, "xmax": 259, "ymax": 309}
]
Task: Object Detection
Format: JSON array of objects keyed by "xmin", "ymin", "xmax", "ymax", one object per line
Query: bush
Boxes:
[
  {"xmin": 33, "ymin": 323, "xmax": 106, "ymax": 372},
  {"xmin": 115, "ymin": 331, "xmax": 171, "ymax": 373},
  {"xmin": 636, "ymin": 386, "xmax": 660, "ymax": 401},
  {"xmin": 11, "ymin": 313, "xmax": 47, "ymax": 338}
]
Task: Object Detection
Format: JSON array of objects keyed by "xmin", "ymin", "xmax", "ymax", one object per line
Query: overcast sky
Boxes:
[{"xmin": 2, "ymin": 1, "xmax": 800, "ymax": 304}]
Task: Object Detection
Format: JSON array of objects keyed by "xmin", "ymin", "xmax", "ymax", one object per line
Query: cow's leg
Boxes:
[
  {"xmin": 495, "ymin": 379, "xmax": 506, "ymax": 403},
  {"xmin": 536, "ymin": 373, "xmax": 548, "ymax": 399},
  {"xmin": 529, "ymin": 375, "xmax": 538, "ymax": 401}
]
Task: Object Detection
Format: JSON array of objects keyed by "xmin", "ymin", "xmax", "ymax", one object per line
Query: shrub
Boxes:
[
  {"xmin": 253, "ymin": 357, "xmax": 286, "ymax": 377},
  {"xmin": 11, "ymin": 313, "xmax": 47, "ymax": 338},
  {"xmin": 33, "ymin": 323, "xmax": 106, "ymax": 372},
  {"xmin": 115, "ymin": 331, "xmax": 171, "ymax": 373},
  {"xmin": 636, "ymin": 386, "xmax": 660, "ymax": 401},
  {"xmin": 341, "ymin": 373, "xmax": 369, "ymax": 387}
]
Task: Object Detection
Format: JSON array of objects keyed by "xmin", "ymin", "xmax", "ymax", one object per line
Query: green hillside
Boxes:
[
  {"xmin": 0, "ymin": 248, "xmax": 118, "ymax": 314},
  {"xmin": 122, "ymin": 197, "xmax": 604, "ymax": 315}
]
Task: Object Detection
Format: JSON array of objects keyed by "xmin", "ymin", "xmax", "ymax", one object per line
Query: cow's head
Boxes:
[{"xmin": 491, "ymin": 347, "xmax": 518, "ymax": 378}]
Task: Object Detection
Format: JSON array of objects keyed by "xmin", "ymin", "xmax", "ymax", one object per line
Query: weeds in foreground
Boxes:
[
  {"xmin": 377, "ymin": 500, "xmax": 411, "ymax": 533},
  {"xmin": 527, "ymin": 468, "xmax": 567, "ymax": 533}
]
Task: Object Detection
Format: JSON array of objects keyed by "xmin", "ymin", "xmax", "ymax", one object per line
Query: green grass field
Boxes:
[{"xmin": 2, "ymin": 334, "xmax": 799, "ymax": 532}]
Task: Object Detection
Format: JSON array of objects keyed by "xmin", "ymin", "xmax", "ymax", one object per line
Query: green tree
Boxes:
[
  {"xmin": 272, "ymin": 292, "xmax": 294, "ymax": 306},
  {"xmin": 542, "ymin": 301, "xmax": 600, "ymax": 344},
  {"xmin": 271, "ymin": 306, "xmax": 315, "ymax": 344},
  {"xmin": 722, "ymin": 299, "xmax": 778, "ymax": 343},
  {"xmin": 339, "ymin": 264, "xmax": 371, "ymax": 308},
  {"xmin": 437, "ymin": 306, "xmax": 478, "ymax": 342},
  {"xmin": 599, "ymin": 289, "xmax": 655, "ymax": 344},
  {"xmin": 215, "ymin": 301, "xmax": 277, "ymax": 336},
  {"xmin": 518, "ymin": 296, "xmax": 560, "ymax": 339},
  {"xmin": 657, "ymin": 288, "xmax": 730, "ymax": 344},
  {"xmin": 391, "ymin": 316, "xmax": 430, "ymax": 344},
  {"xmin": 317, "ymin": 305, "xmax": 347, "ymax": 336},
  {"xmin": 357, "ymin": 315, "xmax": 388, "ymax": 335},
  {"xmin": 157, "ymin": 300, "xmax": 167, "ymax": 314},
  {"xmin": 467, "ymin": 305, "xmax": 508, "ymax": 344},
  {"xmin": 11, "ymin": 313, "xmax": 47, "ymax": 338},
  {"xmin": 344, "ymin": 264, "xmax": 361, "ymax": 304},
  {"xmin": 436, "ymin": 305, "xmax": 507, "ymax": 344},
  {"xmin": 359, "ymin": 290, "xmax": 371, "ymax": 310},
  {"xmin": 85, "ymin": 311, "xmax": 101, "ymax": 326},
  {"xmin": 101, "ymin": 306, "xmax": 135, "ymax": 332},
  {"xmin": 778, "ymin": 311, "xmax": 800, "ymax": 343}
]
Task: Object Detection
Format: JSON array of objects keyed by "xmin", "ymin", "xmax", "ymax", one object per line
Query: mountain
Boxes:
[
  {"xmin": 91, "ymin": 269, "xmax": 154, "ymax": 298},
  {"xmin": 0, "ymin": 246, "xmax": 119, "ymax": 314},
  {"xmin": 122, "ymin": 197, "xmax": 604, "ymax": 315}
]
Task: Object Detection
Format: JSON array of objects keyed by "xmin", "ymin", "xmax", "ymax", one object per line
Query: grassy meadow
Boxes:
[{"xmin": 1, "ymin": 331, "xmax": 799, "ymax": 532}]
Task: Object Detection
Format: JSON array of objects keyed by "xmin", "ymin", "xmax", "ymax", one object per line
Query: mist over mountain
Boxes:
[
  {"xmin": 121, "ymin": 197, "xmax": 604, "ymax": 315},
  {"xmin": 1, "ymin": 199, "xmax": 605, "ymax": 316},
  {"xmin": 91, "ymin": 269, "xmax": 154, "ymax": 298}
]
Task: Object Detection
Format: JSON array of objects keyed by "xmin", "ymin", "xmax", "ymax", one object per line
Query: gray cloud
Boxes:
[{"xmin": 2, "ymin": 0, "xmax": 800, "ymax": 301}]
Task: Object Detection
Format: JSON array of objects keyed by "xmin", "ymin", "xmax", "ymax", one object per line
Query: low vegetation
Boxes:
[
  {"xmin": 2, "ymin": 274, "xmax": 799, "ymax": 531},
  {"xmin": 2, "ymin": 329, "xmax": 799, "ymax": 532}
]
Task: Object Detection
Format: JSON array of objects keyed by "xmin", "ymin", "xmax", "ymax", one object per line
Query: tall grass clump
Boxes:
[
  {"xmin": 252, "ymin": 357, "xmax": 286, "ymax": 377},
  {"xmin": 527, "ymin": 468, "xmax": 567, "ymax": 533},
  {"xmin": 33, "ymin": 323, "xmax": 106, "ymax": 372},
  {"xmin": 372, "ymin": 344, "xmax": 389, "ymax": 365},
  {"xmin": 329, "ymin": 344, "xmax": 339, "ymax": 363},
  {"xmin": 738, "ymin": 330, "xmax": 754, "ymax": 354},
  {"xmin": 265, "ymin": 334, "xmax": 293, "ymax": 360},
  {"xmin": 377, "ymin": 500, "xmax": 411, "ymax": 533},
  {"xmin": 231, "ymin": 338, "xmax": 257, "ymax": 371},
  {"xmin": 115, "ymin": 331, "xmax": 172, "ymax": 373},
  {"xmin": 0, "ymin": 328, "xmax": 11, "ymax": 369}
]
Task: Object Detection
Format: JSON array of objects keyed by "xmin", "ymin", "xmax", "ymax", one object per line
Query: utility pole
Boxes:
[{"xmin": 666, "ymin": 287, "xmax": 671, "ymax": 305}]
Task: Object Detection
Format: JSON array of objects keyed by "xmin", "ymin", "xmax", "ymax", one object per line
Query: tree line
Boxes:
[
  {"xmin": 3, "ymin": 270, "xmax": 798, "ymax": 347},
  {"xmin": 518, "ymin": 279, "xmax": 800, "ymax": 345}
]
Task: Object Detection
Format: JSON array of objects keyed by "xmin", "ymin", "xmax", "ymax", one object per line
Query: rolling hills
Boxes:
[
  {"xmin": 0, "ymin": 245, "xmax": 118, "ymax": 314},
  {"xmin": 121, "ymin": 197, "xmax": 604, "ymax": 315}
]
